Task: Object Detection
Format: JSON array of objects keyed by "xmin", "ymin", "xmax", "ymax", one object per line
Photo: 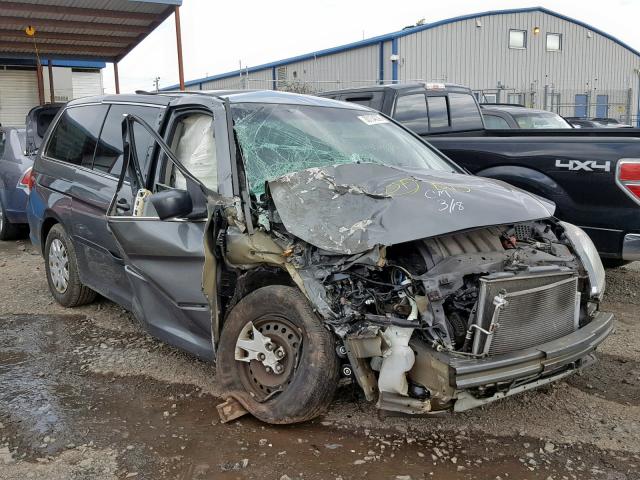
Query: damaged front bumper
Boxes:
[{"xmin": 407, "ymin": 311, "xmax": 614, "ymax": 412}]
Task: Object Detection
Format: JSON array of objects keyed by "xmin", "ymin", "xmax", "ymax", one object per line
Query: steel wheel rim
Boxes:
[
  {"xmin": 49, "ymin": 239, "xmax": 69, "ymax": 293},
  {"xmin": 0, "ymin": 206, "xmax": 4, "ymax": 232},
  {"xmin": 239, "ymin": 315, "xmax": 302, "ymax": 401}
]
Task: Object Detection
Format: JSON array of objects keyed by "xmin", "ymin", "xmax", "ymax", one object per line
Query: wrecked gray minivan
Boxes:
[{"xmin": 35, "ymin": 91, "xmax": 613, "ymax": 424}]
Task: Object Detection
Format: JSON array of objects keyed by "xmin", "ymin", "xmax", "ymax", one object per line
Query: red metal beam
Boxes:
[
  {"xmin": 0, "ymin": 2, "xmax": 158, "ymax": 22},
  {"xmin": 47, "ymin": 60, "xmax": 54, "ymax": 103},
  {"xmin": 0, "ymin": 16, "xmax": 149, "ymax": 35},
  {"xmin": 0, "ymin": 29, "xmax": 136, "ymax": 46},
  {"xmin": 36, "ymin": 59, "xmax": 45, "ymax": 106},
  {"xmin": 114, "ymin": 62, "xmax": 120, "ymax": 94},
  {"xmin": 174, "ymin": 6, "xmax": 185, "ymax": 91},
  {"xmin": 0, "ymin": 41, "xmax": 123, "ymax": 56}
]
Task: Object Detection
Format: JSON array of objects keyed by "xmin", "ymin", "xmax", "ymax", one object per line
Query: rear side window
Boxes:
[
  {"xmin": 45, "ymin": 105, "xmax": 107, "ymax": 166},
  {"xmin": 427, "ymin": 96, "xmax": 449, "ymax": 129},
  {"xmin": 449, "ymin": 93, "xmax": 483, "ymax": 130},
  {"xmin": 483, "ymin": 114, "xmax": 511, "ymax": 129},
  {"xmin": 93, "ymin": 104, "xmax": 163, "ymax": 177},
  {"xmin": 394, "ymin": 94, "xmax": 428, "ymax": 133}
]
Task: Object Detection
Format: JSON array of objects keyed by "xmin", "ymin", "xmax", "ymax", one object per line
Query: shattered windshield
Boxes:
[{"xmin": 232, "ymin": 103, "xmax": 457, "ymax": 195}]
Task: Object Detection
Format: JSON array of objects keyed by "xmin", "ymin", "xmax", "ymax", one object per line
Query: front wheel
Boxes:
[{"xmin": 217, "ymin": 285, "xmax": 339, "ymax": 424}]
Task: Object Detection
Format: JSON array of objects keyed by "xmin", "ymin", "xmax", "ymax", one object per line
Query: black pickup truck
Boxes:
[{"xmin": 320, "ymin": 83, "xmax": 640, "ymax": 263}]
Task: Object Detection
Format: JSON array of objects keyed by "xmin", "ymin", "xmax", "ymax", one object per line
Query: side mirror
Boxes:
[{"xmin": 149, "ymin": 189, "xmax": 193, "ymax": 220}]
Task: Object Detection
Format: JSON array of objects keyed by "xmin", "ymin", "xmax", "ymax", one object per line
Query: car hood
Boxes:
[{"xmin": 267, "ymin": 163, "xmax": 555, "ymax": 255}]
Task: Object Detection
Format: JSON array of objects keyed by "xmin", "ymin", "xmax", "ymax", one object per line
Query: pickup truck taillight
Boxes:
[
  {"xmin": 17, "ymin": 167, "xmax": 35, "ymax": 195},
  {"xmin": 617, "ymin": 159, "xmax": 640, "ymax": 204}
]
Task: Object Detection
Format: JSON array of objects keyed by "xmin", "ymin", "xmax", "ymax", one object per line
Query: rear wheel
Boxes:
[
  {"xmin": 0, "ymin": 199, "xmax": 20, "ymax": 241},
  {"xmin": 217, "ymin": 285, "xmax": 339, "ymax": 424},
  {"xmin": 44, "ymin": 224, "xmax": 96, "ymax": 307}
]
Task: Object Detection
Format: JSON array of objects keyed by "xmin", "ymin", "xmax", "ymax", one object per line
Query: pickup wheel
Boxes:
[
  {"xmin": 0, "ymin": 199, "xmax": 20, "ymax": 241},
  {"xmin": 44, "ymin": 224, "xmax": 97, "ymax": 307},
  {"xmin": 602, "ymin": 258, "xmax": 629, "ymax": 268},
  {"xmin": 217, "ymin": 285, "xmax": 339, "ymax": 424}
]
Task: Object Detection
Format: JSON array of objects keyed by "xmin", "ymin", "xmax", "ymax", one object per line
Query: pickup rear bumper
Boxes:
[{"xmin": 623, "ymin": 233, "xmax": 640, "ymax": 261}]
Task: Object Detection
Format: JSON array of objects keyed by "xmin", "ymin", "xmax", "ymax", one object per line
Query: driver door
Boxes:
[{"xmin": 106, "ymin": 108, "xmax": 220, "ymax": 361}]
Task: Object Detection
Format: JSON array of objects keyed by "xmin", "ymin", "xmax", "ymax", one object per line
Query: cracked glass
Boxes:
[{"xmin": 231, "ymin": 103, "xmax": 457, "ymax": 196}]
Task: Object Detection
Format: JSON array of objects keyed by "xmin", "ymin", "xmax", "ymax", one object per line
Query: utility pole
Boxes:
[{"xmin": 153, "ymin": 76, "xmax": 160, "ymax": 92}]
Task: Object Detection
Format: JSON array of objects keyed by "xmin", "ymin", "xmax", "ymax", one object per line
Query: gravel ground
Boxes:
[{"xmin": 0, "ymin": 238, "xmax": 639, "ymax": 479}]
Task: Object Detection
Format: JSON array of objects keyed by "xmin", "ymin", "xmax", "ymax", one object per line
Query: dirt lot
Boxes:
[{"xmin": 0, "ymin": 238, "xmax": 639, "ymax": 480}]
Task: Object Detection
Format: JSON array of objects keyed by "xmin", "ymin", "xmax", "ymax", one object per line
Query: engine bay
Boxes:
[{"xmin": 225, "ymin": 216, "xmax": 594, "ymax": 413}]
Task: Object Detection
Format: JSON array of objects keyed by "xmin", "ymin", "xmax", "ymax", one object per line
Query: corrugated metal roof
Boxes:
[
  {"xmin": 164, "ymin": 6, "xmax": 640, "ymax": 90},
  {"xmin": 0, "ymin": 0, "xmax": 181, "ymax": 62}
]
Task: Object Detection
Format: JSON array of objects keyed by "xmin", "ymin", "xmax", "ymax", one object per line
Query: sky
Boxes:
[{"xmin": 103, "ymin": 0, "xmax": 640, "ymax": 93}]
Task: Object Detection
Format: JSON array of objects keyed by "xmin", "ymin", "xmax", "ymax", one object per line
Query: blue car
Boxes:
[{"xmin": 0, "ymin": 104, "xmax": 62, "ymax": 240}]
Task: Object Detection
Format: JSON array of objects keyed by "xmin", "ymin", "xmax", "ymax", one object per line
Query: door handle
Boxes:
[{"xmin": 116, "ymin": 198, "xmax": 131, "ymax": 212}]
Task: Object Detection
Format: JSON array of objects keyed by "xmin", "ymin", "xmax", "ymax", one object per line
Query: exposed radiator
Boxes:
[{"xmin": 472, "ymin": 272, "xmax": 579, "ymax": 356}]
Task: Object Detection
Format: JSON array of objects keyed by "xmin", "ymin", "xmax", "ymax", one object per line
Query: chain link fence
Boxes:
[
  {"xmin": 194, "ymin": 74, "xmax": 636, "ymax": 124},
  {"xmin": 473, "ymin": 87, "xmax": 634, "ymax": 122},
  {"xmin": 196, "ymin": 76, "xmax": 428, "ymax": 94}
]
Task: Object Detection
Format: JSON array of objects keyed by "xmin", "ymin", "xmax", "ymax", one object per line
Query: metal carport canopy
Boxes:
[
  {"xmin": 0, "ymin": 0, "xmax": 180, "ymax": 62},
  {"xmin": 0, "ymin": 0, "xmax": 185, "ymax": 96}
]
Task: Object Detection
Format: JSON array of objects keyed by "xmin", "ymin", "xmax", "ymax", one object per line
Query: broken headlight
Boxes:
[{"xmin": 560, "ymin": 221, "xmax": 606, "ymax": 300}]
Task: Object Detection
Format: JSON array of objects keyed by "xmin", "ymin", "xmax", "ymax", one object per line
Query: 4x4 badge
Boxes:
[{"xmin": 555, "ymin": 159, "xmax": 611, "ymax": 172}]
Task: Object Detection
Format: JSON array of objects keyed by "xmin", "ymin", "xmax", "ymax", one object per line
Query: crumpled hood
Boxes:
[{"xmin": 268, "ymin": 163, "xmax": 555, "ymax": 255}]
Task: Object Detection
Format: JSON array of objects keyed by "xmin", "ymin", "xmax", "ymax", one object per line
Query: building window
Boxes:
[
  {"xmin": 509, "ymin": 29, "xmax": 527, "ymax": 49},
  {"xmin": 546, "ymin": 33, "xmax": 562, "ymax": 51}
]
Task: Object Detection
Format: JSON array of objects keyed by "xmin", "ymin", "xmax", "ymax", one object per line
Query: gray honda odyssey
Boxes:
[{"xmin": 28, "ymin": 91, "xmax": 613, "ymax": 424}]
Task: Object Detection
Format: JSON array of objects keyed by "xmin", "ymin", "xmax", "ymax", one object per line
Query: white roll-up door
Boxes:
[
  {"xmin": 0, "ymin": 68, "xmax": 39, "ymax": 127},
  {"xmin": 72, "ymin": 71, "xmax": 103, "ymax": 99}
]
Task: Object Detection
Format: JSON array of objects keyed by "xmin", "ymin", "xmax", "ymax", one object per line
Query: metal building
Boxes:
[
  {"xmin": 0, "ymin": 59, "xmax": 104, "ymax": 126},
  {"xmin": 170, "ymin": 7, "xmax": 640, "ymax": 122}
]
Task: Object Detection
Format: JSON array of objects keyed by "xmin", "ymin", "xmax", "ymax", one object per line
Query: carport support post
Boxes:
[
  {"xmin": 47, "ymin": 60, "xmax": 55, "ymax": 103},
  {"xmin": 175, "ymin": 5, "xmax": 185, "ymax": 91},
  {"xmin": 114, "ymin": 62, "xmax": 120, "ymax": 94},
  {"xmin": 36, "ymin": 58, "xmax": 45, "ymax": 106}
]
